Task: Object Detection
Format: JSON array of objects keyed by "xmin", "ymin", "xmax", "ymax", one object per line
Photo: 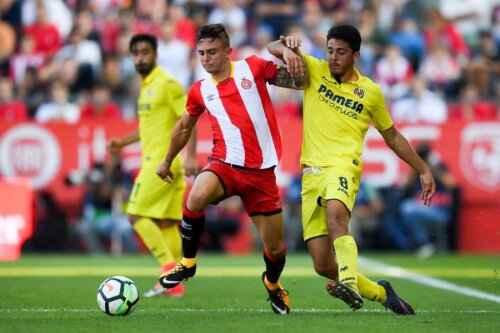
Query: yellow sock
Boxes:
[
  {"xmin": 133, "ymin": 217, "xmax": 174, "ymax": 266},
  {"xmin": 357, "ymin": 273, "xmax": 387, "ymax": 302},
  {"xmin": 333, "ymin": 235, "xmax": 358, "ymax": 288},
  {"xmin": 180, "ymin": 257, "xmax": 197, "ymax": 268},
  {"xmin": 161, "ymin": 223, "xmax": 182, "ymax": 262},
  {"xmin": 264, "ymin": 275, "xmax": 279, "ymax": 291}
]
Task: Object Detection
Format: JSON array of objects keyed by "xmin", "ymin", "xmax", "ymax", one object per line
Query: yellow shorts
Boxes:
[
  {"xmin": 301, "ymin": 164, "xmax": 361, "ymax": 241},
  {"xmin": 126, "ymin": 164, "xmax": 186, "ymax": 220}
]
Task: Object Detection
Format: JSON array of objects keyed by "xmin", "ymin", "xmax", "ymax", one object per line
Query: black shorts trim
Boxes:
[{"xmin": 249, "ymin": 208, "xmax": 282, "ymax": 217}]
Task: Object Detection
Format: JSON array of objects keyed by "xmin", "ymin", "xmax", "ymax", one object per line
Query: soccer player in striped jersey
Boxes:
[
  {"xmin": 156, "ymin": 24, "xmax": 306, "ymax": 315},
  {"xmin": 107, "ymin": 34, "xmax": 197, "ymax": 298},
  {"xmin": 268, "ymin": 25, "xmax": 436, "ymax": 314}
]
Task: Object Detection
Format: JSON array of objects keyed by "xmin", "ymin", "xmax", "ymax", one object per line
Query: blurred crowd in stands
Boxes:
[
  {"xmin": 0, "ymin": 0, "xmax": 499, "ymax": 123},
  {"xmin": 2, "ymin": 0, "xmax": 497, "ymax": 256}
]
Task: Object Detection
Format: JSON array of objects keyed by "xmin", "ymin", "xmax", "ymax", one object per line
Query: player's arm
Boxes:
[
  {"xmin": 157, "ymin": 113, "xmax": 200, "ymax": 183},
  {"xmin": 378, "ymin": 126, "xmax": 436, "ymax": 205},
  {"xmin": 184, "ymin": 124, "xmax": 198, "ymax": 177},
  {"xmin": 106, "ymin": 130, "xmax": 139, "ymax": 154},
  {"xmin": 268, "ymin": 35, "xmax": 309, "ymax": 89}
]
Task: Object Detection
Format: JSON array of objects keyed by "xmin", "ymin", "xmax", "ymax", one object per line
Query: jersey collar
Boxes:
[
  {"xmin": 211, "ymin": 61, "xmax": 234, "ymax": 85},
  {"xmin": 340, "ymin": 68, "xmax": 361, "ymax": 85},
  {"xmin": 144, "ymin": 66, "xmax": 161, "ymax": 85}
]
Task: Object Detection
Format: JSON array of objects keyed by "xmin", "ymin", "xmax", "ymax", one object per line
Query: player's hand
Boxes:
[
  {"xmin": 280, "ymin": 35, "xmax": 301, "ymax": 49},
  {"xmin": 106, "ymin": 139, "xmax": 122, "ymax": 154},
  {"xmin": 157, "ymin": 159, "xmax": 174, "ymax": 183},
  {"xmin": 279, "ymin": 35, "xmax": 304, "ymax": 78},
  {"xmin": 420, "ymin": 171, "xmax": 436, "ymax": 206},
  {"xmin": 184, "ymin": 156, "xmax": 198, "ymax": 177}
]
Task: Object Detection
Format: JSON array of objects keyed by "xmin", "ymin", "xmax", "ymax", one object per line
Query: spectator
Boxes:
[
  {"xmin": 95, "ymin": 10, "xmax": 120, "ymax": 55},
  {"xmin": 282, "ymin": 173, "xmax": 304, "ymax": 251},
  {"xmin": 463, "ymin": 30, "xmax": 500, "ymax": 98},
  {"xmin": 0, "ymin": 77, "xmax": 27, "ymax": 122},
  {"xmin": 0, "ymin": 0, "xmax": 22, "ymax": 35},
  {"xmin": 208, "ymin": 0, "xmax": 248, "ymax": 47},
  {"xmin": 23, "ymin": 191, "xmax": 68, "ymax": 252},
  {"xmin": 80, "ymin": 83, "xmax": 122, "ymax": 120},
  {"xmin": 201, "ymin": 196, "xmax": 242, "ymax": 252},
  {"xmin": 157, "ymin": 19, "xmax": 192, "ymax": 90},
  {"xmin": 17, "ymin": 66, "xmax": 44, "ymax": 118},
  {"xmin": 389, "ymin": 16, "xmax": 426, "ymax": 71},
  {"xmin": 22, "ymin": 0, "xmax": 73, "ymax": 39},
  {"xmin": 69, "ymin": 158, "xmax": 137, "ymax": 254},
  {"xmin": 439, "ymin": 0, "xmax": 497, "ymax": 47},
  {"xmin": 0, "ymin": 18, "xmax": 15, "ymax": 75},
  {"xmin": 492, "ymin": 5, "xmax": 500, "ymax": 47},
  {"xmin": 254, "ymin": 0, "xmax": 299, "ymax": 40},
  {"xmin": 35, "ymin": 80, "xmax": 80, "ymax": 123},
  {"xmin": 448, "ymin": 84, "xmax": 498, "ymax": 121},
  {"xmin": 73, "ymin": 9, "xmax": 100, "ymax": 43},
  {"xmin": 419, "ymin": 43, "xmax": 461, "ymax": 98},
  {"xmin": 169, "ymin": 3, "xmax": 198, "ymax": 49},
  {"xmin": 9, "ymin": 34, "xmax": 45, "ymax": 86},
  {"xmin": 398, "ymin": 142, "xmax": 457, "ymax": 258},
  {"xmin": 23, "ymin": 4, "xmax": 62, "ymax": 58},
  {"xmin": 55, "ymin": 26, "xmax": 102, "ymax": 83},
  {"xmin": 374, "ymin": 44, "xmax": 413, "ymax": 102},
  {"xmin": 391, "ymin": 77, "xmax": 448, "ymax": 124},
  {"xmin": 423, "ymin": 9, "xmax": 469, "ymax": 64},
  {"xmin": 349, "ymin": 180, "xmax": 384, "ymax": 250}
]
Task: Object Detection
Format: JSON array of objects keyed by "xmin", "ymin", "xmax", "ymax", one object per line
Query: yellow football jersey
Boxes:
[
  {"xmin": 137, "ymin": 66, "xmax": 186, "ymax": 170},
  {"xmin": 301, "ymin": 54, "xmax": 393, "ymax": 168}
]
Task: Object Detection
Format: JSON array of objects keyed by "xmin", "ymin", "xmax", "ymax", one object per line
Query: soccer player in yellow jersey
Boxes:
[
  {"xmin": 268, "ymin": 25, "xmax": 436, "ymax": 314},
  {"xmin": 107, "ymin": 34, "xmax": 197, "ymax": 298}
]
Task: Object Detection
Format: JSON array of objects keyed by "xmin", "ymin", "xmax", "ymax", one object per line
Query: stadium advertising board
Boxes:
[{"xmin": 0, "ymin": 119, "xmax": 499, "ymax": 253}]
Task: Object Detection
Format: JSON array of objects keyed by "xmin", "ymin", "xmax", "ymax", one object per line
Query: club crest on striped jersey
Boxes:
[{"xmin": 240, "ymin": 77, "xmax": 252, "ymax": 89}]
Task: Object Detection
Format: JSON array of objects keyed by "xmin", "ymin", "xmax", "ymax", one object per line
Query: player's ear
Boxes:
[
  {"xmin": 226, "ymin": 47, "xmax": 233, "ymax": 57},
  {"xmin": 353, "ymin": 51, "xmax": 360, "ymax": 63}
]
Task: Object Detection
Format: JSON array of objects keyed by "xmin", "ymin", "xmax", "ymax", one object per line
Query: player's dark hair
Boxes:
[
  {"xmin": 129, "ymin": 34, "xmax": 158, "ymax": 52},
  {"xmin": 197, "ymin": 23, "xmax": 230, "ymax": 48},
  {"xmin": 326, "ymin": 25, "xmax": 361, "ymax": 52}
]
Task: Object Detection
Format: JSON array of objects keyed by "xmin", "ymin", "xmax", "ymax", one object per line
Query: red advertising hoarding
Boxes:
[{"xmin": 0, "ymin": 118, "xmax": 499, "ymax": 253}]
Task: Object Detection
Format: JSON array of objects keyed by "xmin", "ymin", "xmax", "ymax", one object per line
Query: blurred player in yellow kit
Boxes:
[{"xmin": 107, "ymin": 34, "xmax": 197, "ymax": 297}]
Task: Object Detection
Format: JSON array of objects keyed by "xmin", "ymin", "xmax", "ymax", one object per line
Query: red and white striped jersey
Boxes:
[{"xmin": 186, "ymin": 55, "xmax": 282, "ymax": 169}]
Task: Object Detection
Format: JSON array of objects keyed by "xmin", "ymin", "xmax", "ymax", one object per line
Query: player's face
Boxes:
[
  {"xmin": 326, "ymin": 39, "xmax": 359, "ymax": 77},
  {"xmin": 131, "ymin": 41, "xmax": 157, "ymax": 76},
  {"xmin": 197, "ymin": 38, "xmax": 232, "ymax": 75}
]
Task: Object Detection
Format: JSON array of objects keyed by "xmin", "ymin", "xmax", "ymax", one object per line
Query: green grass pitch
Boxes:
[{"xmin": 1, "ymin": 253, "xmax": 499, "ymax": 333}]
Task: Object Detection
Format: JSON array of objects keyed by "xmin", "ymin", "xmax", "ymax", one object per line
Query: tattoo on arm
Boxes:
[
  {"xmin": 275, "ymin": 67, "xmax": 294, "ymax": 88},
  {"xmin": 293, "ymin": 74, "xmax": 305, "ymax": 87}
]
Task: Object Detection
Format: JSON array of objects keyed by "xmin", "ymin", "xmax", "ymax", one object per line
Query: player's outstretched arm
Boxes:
[
  {"xmin": 106, "ymin": 130, "xmax": 139, "ymax": 154},
  {"xmin": 157, "ymin": 113, "xmax": 199, "ymax": 183},
  {"xmin": 379, "ymin": 126, "xmax": 436, "ymax": 205}
]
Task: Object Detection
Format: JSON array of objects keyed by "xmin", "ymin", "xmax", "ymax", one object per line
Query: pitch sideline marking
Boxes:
[{"xmin": 359, "ymin": 257, "xmax": 500, "ymax": 304}]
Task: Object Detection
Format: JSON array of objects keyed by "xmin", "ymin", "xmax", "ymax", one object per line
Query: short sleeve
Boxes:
[
  {"xmin": 166, "ymin": 78, "xmax": 187, "ymax": 118},
  {"xmin": 370, "ymin": 85, "xmax": 393, "ymax": 131},
  {"xmin": 186, "ymin": 81, "xmax": 205, "ymax": 116}
]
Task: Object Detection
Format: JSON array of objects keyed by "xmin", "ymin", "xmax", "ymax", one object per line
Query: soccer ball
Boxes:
[{"xmin": 97, "ymin": 276, "xmax": 139, "ymax": 316}]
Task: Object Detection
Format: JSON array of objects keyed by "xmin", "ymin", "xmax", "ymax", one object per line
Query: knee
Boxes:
[
  {"xmin": 265, "ymin": 242, "xmax": 286, "ymax": 260},
  {"xmin": 186, "ymin": 192, "xmax": 208, "ymax": 213}
]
